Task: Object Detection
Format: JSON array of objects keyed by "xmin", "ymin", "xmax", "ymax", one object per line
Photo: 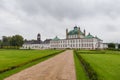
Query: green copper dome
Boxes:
[
  {"xmin": 52, "ymin": 36, "xmax": 60, "ymax": 41},
  {"xmin": 68, "ymin": 26, "xmax": 84, "ymax": 35},
  {"xmin": 85, "ymin": 33, "xmax": 94, "ymax": 39}
]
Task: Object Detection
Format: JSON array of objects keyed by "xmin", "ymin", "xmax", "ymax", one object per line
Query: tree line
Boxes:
[
  {"xmin": 108, "ymin": 43, "xmax": 120, "ymax": 50},
  {"xmin": 0, "ymin": 35, "xmax": 24, "ymax": 49}
]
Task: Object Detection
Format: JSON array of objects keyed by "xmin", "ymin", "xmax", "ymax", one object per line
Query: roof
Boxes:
[
  {"xmin": 85, "ymin": 33, "xmax": 94, "ymax": 39},
  {"xmin": 95, "ymin": 36, "xmax": 102, "ymax": 41},
  {"xmin": 24, "ymin": 40, "xmax": 42, "ymax": 44},
  {"xmin": 52, "ymin": 36, "xmax": 60, "ymax": 41},
  {"xmin": 43, "ymin": 39, "xmax": 52, "ymax": 44},
  {"xmin": 24, "ymin": 39, "xmax": 52, "ymax": 44},
  {"xmin": 68, "ymin": 26, "xmax": 84, "ymax": 35}
]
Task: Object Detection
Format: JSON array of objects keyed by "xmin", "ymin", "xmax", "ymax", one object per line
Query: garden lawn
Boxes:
[
  {"xmin": 80, "ymin": 53, "xmax": 120, "ymax": 80},
  {"xmin": 74, "ymin": 53, "xmax": 89, "ymax": 80},
  {"xmin": 0, "ymin": 49, "xmax": 61, "ymax": 73}
]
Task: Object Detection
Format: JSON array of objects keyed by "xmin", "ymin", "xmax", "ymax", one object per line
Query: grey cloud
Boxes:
[
  {"xmin": 17, "ymin": 0, "xmax": 120, "ymax": 20},
  {"xmin": 0, "ymin": 0, "xmax": 120, "ymax": 42},
  {"xmin": 105, "ymin": 24, "xmax": 118, "ymax": 32}
]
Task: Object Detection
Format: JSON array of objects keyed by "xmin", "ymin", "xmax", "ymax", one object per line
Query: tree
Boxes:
[
  {"xmin": 118, "ymin": 44, "xmax": 120, "ymax": 49},
  {"xmin": 108, "ymin": 43, "xmax": 115, "ymax": 49},
  {"xmin": 0, "ymin": 40, "xmax": 2, "ymax": 48},
  {"xmin": 2, "ymin": 36, "xmax": 11, "ymax": 46},
  {"xmin": 10, "ymin": 35, "xmax": 24, "ymax": 47}
]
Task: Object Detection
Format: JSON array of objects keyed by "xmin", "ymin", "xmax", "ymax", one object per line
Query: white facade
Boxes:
[
  {"xmin": 21, "ymin": 26, "xmax": 105, "ymax": 50},
  {"xmin": 21, "ymin": 38, "xmax": 103, "ymax": 50},
  {"xmin": 21, "ymin": 43, "xmax": 50, "ymax": 50},
  {"xmin": 103, "ymin": 43, "xmax": 108, "ymax": 49},
  {"xmin": 50, "ymin": 38, "xmax": 103, "ymax": 50}
]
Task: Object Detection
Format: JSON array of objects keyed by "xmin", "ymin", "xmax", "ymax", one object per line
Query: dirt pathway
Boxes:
[{"xmin": 4, "ymin": 50, "xmax": 76, "ymax": 80}]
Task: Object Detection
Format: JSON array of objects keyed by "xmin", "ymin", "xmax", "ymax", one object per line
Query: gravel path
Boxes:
[{"xmin": 4, "ymin": 50, "xmax": 76, "ymax": 80}]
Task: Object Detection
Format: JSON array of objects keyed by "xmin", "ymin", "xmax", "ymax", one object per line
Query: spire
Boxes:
[
  {"xmin": 78, "ymin": 27, "xmax": 80, "ymax": 31},
  {"xmin": 66, "ymin": 28, "xmax": 68, "ymax": 39},
  {"xmin": 84, "ymin": 29, "xmax": 86, "ymax": 36},
  {"xmin": 88, "ymin": 32, "xmax": 90, "ymax": 35},
  {"xmin": 74, "ymin": 25, "xmax": 77, "ymax": 29},
  {"xmin": 78, "ymin": 27, "xmax": 80, "ymax": 38},
  {"xmin": 37, "ymin": 33, "xmax": 41, "ymax": 41},
  {"xmin": 66, "ymin": 28, "xmax": 68, "ymax": 33}
]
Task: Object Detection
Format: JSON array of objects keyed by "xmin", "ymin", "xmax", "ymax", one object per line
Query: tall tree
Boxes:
[
  {"xmin": 0, "ymin": 40, "xmax": 2, "ymax": 48},
  {"xmin": 2, "ymin": 36, "xmax": 11, "ymax": 46},
  {"xmin": 108, "ymin": 43, "xmax": 115, "ymax": 49},
  {"xmin": 118, "ymin": 44, "xmax": 120, "ymax": 49},
  {"xmin": 10, "ymin": 35, "xmax": 24, "ymax": 46}
]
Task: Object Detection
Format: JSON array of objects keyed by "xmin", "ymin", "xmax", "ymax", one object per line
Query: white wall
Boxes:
[
  {"xmin": 21, "ymin": 44, "xmax": 50, "ymax": 49},
  {"xmin": 21, "ymin": 38, "xmax": 103, "ymax": 50},
  {"xmin": 50, "ymin": 38, "xmax": 103, "ymax": 49}
]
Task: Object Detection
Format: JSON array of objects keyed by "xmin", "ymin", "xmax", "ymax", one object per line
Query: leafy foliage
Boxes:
[
  {"xmin": 0, "ymin": 35, "xmax": 24, "ymax": 48},
  {"xmin": 10, "ymin": 35, "xmax": 24, "ymax": 46},
  {"xmin": 108, "ymin": 43, "xmax": 115, "ymax": 49},
  {"xmin": 118, "ymin": 44, "xmax": 120, "ymax": 49}
]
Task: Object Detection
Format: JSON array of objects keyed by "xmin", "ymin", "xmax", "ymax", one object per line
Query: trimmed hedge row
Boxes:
[
  {"xmin": 0, "ymin": 50, "xmax": 65, "ymax": 74},
  {"xmin": 0, "ymin": 46, "xmax": 20, "ymax": 49},
  {"xmin": 74, "ymin": 50, "xmax": 98, "ymax": 80},
  {"xmin": 78, "ymin": 51, "xmax": 106, "ymax": 54},
  {"xmin": 107, "ymin": 48, "xmax": 120, "ymax": 51}
]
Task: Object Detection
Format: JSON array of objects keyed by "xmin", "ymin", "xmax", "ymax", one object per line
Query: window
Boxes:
[
  {"xmin": 79, "ymin": 44, "xmax": 81, "ymax": 47},
  {"xmin": 76, "ymin": 44, "xmax": 77, "ymax": 47}
]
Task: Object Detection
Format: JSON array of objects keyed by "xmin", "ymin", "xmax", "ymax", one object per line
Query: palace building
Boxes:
[{"xmin": 21, "ymin": 26, "xmax": 104, "ymax": 49}]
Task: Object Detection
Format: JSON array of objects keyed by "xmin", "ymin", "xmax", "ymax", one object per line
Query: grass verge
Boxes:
[
  {"xmin": 74, "ymin": 51, "xmax": 89, "ymax": 80},
  {"xmin": 75, "ymin": 50, "xmax": 98, "ymax": 80}
]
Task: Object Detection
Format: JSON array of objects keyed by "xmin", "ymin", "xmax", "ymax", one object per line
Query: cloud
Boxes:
[
  {"xmin": 16, "ymin": 0, "xmax": 120, "ymax": 19},
  {"xmin": 0, "ymin": 0, "xmax": 120, "ymax": 43}
]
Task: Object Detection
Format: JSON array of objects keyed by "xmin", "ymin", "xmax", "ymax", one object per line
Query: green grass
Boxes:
[
  {"xmin": 74, "ymin": 52, "xmax": 89, "ymax": 80},
  {"xmin": 0, "ymin": 49, "xmax": 63, "ymax": 80},
  {"xmin": 79, "ymin": 51, "xmax": 120, "ymax": 80}
]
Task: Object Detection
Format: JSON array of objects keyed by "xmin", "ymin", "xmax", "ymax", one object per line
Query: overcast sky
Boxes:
[{"xmin": 0, "ymin": 0, "xmax": 120, "ymax": 43}]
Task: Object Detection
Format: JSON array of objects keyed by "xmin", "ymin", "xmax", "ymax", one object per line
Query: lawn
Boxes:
[
  {"xmin": 0, "ymin": 49, "xmax": 62, "ymax": 79},
  {"xmin": 74, "ymin": 52, "xmax": 89, "ymax": 80},
  {"xmin": 78, "ymin": 50, "xmax": 120, "ymax": 80}
]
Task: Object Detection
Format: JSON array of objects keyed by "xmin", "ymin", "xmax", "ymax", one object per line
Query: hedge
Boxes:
[{"xmin": 74, "ymin": 50, "xmax": 98, "ymax": 80}]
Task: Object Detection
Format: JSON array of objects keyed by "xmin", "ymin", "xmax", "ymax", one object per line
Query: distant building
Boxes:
[
  {"xmin": 50, "ymin": 26, "xmax": 103, "ymax": 49},
  {"xmin": 21, "ymin": 26, "xmax": 105, "ymax": 50},
  {"xmin": 103, "ymin": 43, "xmax": 108, "ymax": 49},
  {"xmin": 21, "ymin": 33, "xmax": 51, "ymax": 49}
]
